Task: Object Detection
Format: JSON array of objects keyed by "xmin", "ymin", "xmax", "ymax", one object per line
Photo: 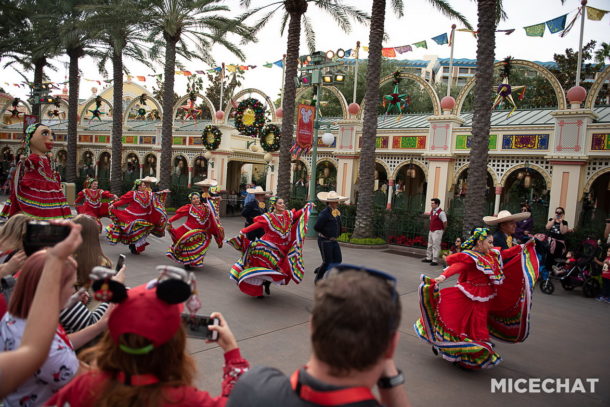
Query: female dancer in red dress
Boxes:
[
  {"xmin": 106, "ymin": 177, "xmax": 169, "ymax": 254},
  {"xmin": 414, "ymin": 227, "xmax": 539, "ymax": 369},
  {"xmin": 75, "ymin": 178, "xmax": 117, "ymax": 229},
  {"xmin": 166, "ymin": 190, "xmax": 224, "ymax": 270},
  {"xmin": 228, "ymin": 197, "xmax": 312, "ymax": 298},
  {"xmin": 0, "ymin": 123, "xmax": 71, "ymax": 219}
]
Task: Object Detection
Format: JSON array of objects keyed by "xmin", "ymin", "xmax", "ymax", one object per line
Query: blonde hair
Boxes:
[
  {"xmin": 72, "ymin": 214, "xmax": 112, "ymax": 287},
  {"xmin": 0, "ymin": 214, "xmax": 29, "ymax": 252}
]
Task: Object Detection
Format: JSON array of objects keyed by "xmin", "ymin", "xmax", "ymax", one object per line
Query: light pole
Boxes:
[{"xmin": 297, "ymin": 51, "xmax": 345, "ymax": 236}]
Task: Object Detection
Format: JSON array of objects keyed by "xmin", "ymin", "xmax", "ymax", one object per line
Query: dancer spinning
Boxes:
[
  {"xmin": 106, "ymin": 177, "xmax": 169, "ymax": 255},
  {"xmin": 166, "ymin": 187, "xmax": 224, "ymax": 270},
  {"xmin": 194, "ymin": 179, "xmax": 221, "ymax": 213},
  {"xmin": 228, "ymin": 197, "xmax": 313, "ymax": 298},
  {"xmin": 414, "ymin": 227, "xmax": 539, "ymax": 369},
  {"xmin": 0, "ymin": 123, "xmax": 71, "ymax": 219},
  {"xmin": 75, "ymin": 178, "xmax": 117, "ymax": 229}
]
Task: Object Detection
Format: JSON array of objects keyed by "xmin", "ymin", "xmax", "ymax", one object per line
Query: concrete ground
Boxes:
[{"xmin": 52, "ymin": 215, "xmax": 610, "ymax": 406}]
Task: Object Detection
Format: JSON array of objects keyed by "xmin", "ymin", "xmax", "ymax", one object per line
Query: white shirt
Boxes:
[{"xmin": 1, "ymin": 313, "xmax": 79, "ymax": 407}]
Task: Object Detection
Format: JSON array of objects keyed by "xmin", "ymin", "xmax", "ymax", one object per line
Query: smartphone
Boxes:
[
  {"xmin": 115, "ymin": 254, "xmax": 126, "ymax": 272},
  {"xmin": 181, "ymin": 313, "xmax": 219, "ymax": 341},
  {"xmin": 23, "ymin": 221, "xmax": 71, "ymax": 256}
]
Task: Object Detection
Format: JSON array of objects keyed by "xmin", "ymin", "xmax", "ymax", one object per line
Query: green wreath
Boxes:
[
  {"xmin": 260, "ymin": 124, "xmax": 281, "ymax": 152},
  {"xmin": 202, "ymin": 125, "xmax": 222, "ymax": 150},
  {"xmin": 234, "ymin": 97, "xmax": 266, "ymax": 137}
]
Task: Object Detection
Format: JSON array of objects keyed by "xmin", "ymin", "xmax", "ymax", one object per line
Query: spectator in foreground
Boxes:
[
  {"xmin": 47, "ymin": 266, "xmax": 249, "ymax": 406},
  {"xmin": 0, "ymin": 222, "xmax": 83, "ymax": 400},
  {"xmin": 228, "ymin": 265, "xmax": 410, "ymax": 407}
]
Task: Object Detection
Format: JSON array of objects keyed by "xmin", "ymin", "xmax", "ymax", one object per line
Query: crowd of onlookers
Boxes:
[{"xmin": 0, "ymin": 214, "xmax": 410, "ymax": 406}]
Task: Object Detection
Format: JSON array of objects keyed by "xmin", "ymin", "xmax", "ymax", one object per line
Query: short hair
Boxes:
[
  {"xmin": 8, "ymin": 250, "xmax": 76, "ymax": 318},
  {"xmin": 431, "ymin": 198, "xmax": 441, "ymax": 205},
  {"xmin": 555, "ymin": 206, "xmax": 565, "ymax": 214},
  {"xmin": 311, "ymin": 270, "xmax": 401, "ymax": 376}
]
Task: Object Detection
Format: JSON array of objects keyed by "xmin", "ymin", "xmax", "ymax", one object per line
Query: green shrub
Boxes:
[{"xmin": 349, "ymin": 237, "xmax": 387, "ymax": 245}]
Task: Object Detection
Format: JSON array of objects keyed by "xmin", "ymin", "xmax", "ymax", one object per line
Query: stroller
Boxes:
[{"xmin": 550, "ymin": 239, "xmax": 602, "ymax": 298}]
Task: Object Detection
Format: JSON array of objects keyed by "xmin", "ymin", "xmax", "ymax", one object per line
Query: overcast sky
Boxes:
[{"xmin": 2, "ymin": 0, "xmax": 609, "ymax": 103}]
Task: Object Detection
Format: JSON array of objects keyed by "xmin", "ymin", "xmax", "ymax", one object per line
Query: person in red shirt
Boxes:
[
  {"xmin": 421, "ymin": 198, "xmax": 447, "ymax": 266},
  {"xmin": 166, "ymin": 191, "xmax": 224, "ymax": 270},
  {"xmin": 46, "ymin": 266, "xmax": 249, "ymax": 407},
  {"xmin": 414, "ymin": 227, "xmax": 539, "ymax": 369},
  {"xmin": 228, "ymin": 197, "xmax": 313, "ymax": 298},
  {"xmin": 75, "ymin": 178, "xmax": 117, "ymax": 230}
]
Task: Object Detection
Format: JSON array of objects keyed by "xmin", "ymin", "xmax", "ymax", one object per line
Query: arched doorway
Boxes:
[
  {"xmin": 97, "ymin": 152, "xmax": 111, "ymax": 190},
  {"xmin": 122, "ymin": 153, "xmax": 140, "ymax": 192},
  {"xmin": 451, "ymin": 169, "xmax": 495, "ymax": 215},
  {"xmin": 291, "ymin": 160, "xmax": 308, "ymax": 200},
  {"xmin": 501, "ymin": 167, "xmax": 549, "ymax": 230},
  {"xmin": 191, "ymin": 155, "xmax": 208, "ymax": 184},
  {"xmin": 143, "ymin": 153, "xmax": 157, "ymax": 178},
  {"xmin": 171, "ymin": 155, "xmax": 189, "ymax": 188},
  {"xmin": 374, "ymin": 163, "xmax": 389, "ymax": 208},
  {"xmin": 315, "ymin": 160, "xmax": 337, "ymax": 194},
  {"xmin": 392, "ymin": 162, "xmax": 426, "ymax": 211},
  {"xmin": 581, "ymin": 172, "xmax": 610, "ymax": 231},
  {"xmin": 55, "ymin": 150, "xmax": 67, "ymax": 182},
  {"xmin": 78, "ymin": 151, "xmax": 96, "ymax": 191}
]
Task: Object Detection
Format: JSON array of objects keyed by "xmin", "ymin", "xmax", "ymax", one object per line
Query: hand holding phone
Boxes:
[
  {"xmin": 23, "ymin": 221, "xmax": 72, "ymax": 256},
  {"xmin": 207, "ymin": 312, "xmax": 238, "ymax": 352},
  {"xmin": 115, "ymin": 254, "xmax": 126, "ymax": 272},
  {"xmin": 181, "ymin": 314, "xmax": 219, "ymax": 341}
]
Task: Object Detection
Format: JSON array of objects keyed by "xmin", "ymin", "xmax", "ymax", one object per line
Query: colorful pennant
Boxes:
[
  {"xmin": 546, "ymin": 14, "xmax": 567, "ymax": 34},
  {"xmin": 413, "ymin": 40, "xmax": 428, "ymax": 49},
  {"xmin": 524, "ymin": 23, "xmax": 546, "ymax": 37},
  {"xmin": 431, "ymin": 33, "xmax": 448, "ymax": 45},
  {"xmin": 586, "ymin": 6, "xmax": 609, "ymax": 21}
]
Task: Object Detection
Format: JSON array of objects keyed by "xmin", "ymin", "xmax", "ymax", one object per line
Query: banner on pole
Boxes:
[
  {"xmin": 524, "ymin": 23, "xmax": 545, "ymax": 37},
  {"xmin": 290, "ymin": 104, "xmax": 315, "ymax": 157},
  {"xmin": 546, "ymin": 14, "xmax": 567, "ymax": 34}
]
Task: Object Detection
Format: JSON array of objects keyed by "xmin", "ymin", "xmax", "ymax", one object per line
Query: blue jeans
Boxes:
[{"xmin": 315, "ymin": 237, "xmax": 342, "ymax": 282}]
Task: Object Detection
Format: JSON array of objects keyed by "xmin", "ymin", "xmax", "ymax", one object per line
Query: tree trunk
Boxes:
[
  {"xmin": 352, "ymin": 0, "xmax": 385, "ymax": 239},
  {"xmin": 110, "ymin": 50, "xmax": 124, "ymax": 195},
  {"xmin": 462, "ymin": 0, "xmax": 497, "ymax": 235},
  {"xmin": 160, "ymin": 36, "xmax": 177, "ymax": 191},
  {"xmin": 66, "ymin": 51, "xmax": 79, "ymax": 183},
  {"xmin": 276, "ymin": 11, "xmax": 303, "ymax": 200},
  {"xmin": 32, "ymin": 57, "xmax": 45, "ymax": 119}
]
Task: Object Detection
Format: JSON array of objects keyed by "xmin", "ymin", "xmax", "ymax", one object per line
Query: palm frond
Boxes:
[
  {"xmin": 427, "ymin": 0, "xmax": 473, "ymax": 31},
  {"xmin": 302, "ymin": 15, "xmax": 316, "ymax": 54}
]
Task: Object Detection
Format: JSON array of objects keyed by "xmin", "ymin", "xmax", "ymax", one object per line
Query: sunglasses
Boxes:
[{"xmin": 325, "ymin": 263, "xmax": 398, "ymax": 307}]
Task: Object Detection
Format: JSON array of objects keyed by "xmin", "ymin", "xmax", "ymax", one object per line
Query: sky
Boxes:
[{"xmin": 2, "ymin": 0, "xmax": 610, "ymax": 104}]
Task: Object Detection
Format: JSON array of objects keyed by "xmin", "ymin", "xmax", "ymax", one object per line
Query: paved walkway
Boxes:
[{"xmin": 93, "ymin": 215, "xmax": 609, "ymax": 407}]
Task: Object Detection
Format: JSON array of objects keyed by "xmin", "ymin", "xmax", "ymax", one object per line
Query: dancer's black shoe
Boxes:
[
  {"xmin": 184, "ymin": 265, "xmax": 193, "ymax": 271},
  {"xmin": 129, "ymin": 244, "xmax": 138, "ymax": 255},
  {"xmin": 257, "ymin": 295, "xmax": 265, "ymax": 299},
  {"xmin": 263, "ymin": 281, "xmax": 271, "ymax": 295}
]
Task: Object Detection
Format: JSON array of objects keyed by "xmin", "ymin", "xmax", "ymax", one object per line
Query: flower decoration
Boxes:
[
  {"xmin": 260, "ymin": 124, "xmax": 281, "ymax": 152},
  {"xmin": 234, "ymin": 97, "xmax": 266, "ymax": 137},
  {"xmin": 202, "ymin": 125, "xmax": 222, "ymax": 150}
]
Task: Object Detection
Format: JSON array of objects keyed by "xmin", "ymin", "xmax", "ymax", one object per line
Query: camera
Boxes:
[
  {"xmin": 181, "ymin": 313, "xmax": 219, "ymax": 341},
  {"xmin": 23, "ymin": 221, "xmax": 71, "ymax": 256}
]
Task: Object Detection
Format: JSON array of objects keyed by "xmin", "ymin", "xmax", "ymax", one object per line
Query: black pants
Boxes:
[{"xmin": 315, "ymin": 237, "xmax": 342, "ymax": 282}]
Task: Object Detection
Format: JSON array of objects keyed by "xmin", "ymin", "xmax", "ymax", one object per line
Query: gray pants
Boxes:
[{"xmin": 426, "ymin": 229, "xmax": 444, "ymax": 262}]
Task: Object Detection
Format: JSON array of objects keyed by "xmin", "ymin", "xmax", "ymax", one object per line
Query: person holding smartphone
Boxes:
[
  {"xmin": 46, "ymin": 269, "xmax": 249, "ymax": 407},
  {"xmin": 545, "ymin": 206, "xmax": 571, "ymax": 265}
]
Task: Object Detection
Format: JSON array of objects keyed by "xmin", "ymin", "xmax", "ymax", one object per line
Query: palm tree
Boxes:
[
  {"xmin": 595, "ymin": 42, "xmax": 610, "ymax": 65},
  {"xmin": 352, "ymin": 0, "xmax": 471, "ymax": 239},
  {"xmin": 240, "ymin": 0, "xmax": 369, "ymax": 200},
  {"xmin": 81, "ymin": 0, "xmax": 152, "ymax": 195},
  {"xmin": 54, "ymin": 0, "xmax": 96, "ymax": 184},
  {"xmin": 461, "ymin": 0, "xmax": 499, "ymax": 234},
  {"xmin": 146, "ymin": 0, "xmax": 255, "ymax": 191}
]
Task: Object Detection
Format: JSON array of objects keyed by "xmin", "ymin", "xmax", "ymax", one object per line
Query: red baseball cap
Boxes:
[{"xmin": 108, "ymin": 284, "xmax": 183, "ymax": 350}]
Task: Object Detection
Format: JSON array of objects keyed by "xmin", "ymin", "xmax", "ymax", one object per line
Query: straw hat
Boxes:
[
  {"xmin": 194, "ymin": 179, "xmax": 218, "ymax": 188},
  {"xmin": 141, "ymin": 176, "xmax": 158, "ymax": 184},
  {"xmin": 317, "ymin": 191, "xmax": 348, "ymax": 202},
  {"xmin": 246, "ymin": 186, "xmax": 270, "ymax": 195},
  {"xmin": 483, "ymin": 210, "xmax": 530, "ymax": 226}
]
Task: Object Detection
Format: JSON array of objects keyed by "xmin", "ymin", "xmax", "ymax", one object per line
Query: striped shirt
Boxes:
[{"xmin": 59, "ymin": 301, "xmax": 109, "ymax": 334}]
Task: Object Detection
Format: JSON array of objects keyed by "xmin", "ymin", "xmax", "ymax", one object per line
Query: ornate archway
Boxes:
[
  {"xmin": 454, "ymin": 59, "xmax": 567, "ymax": 115},
  {"xmin": 453, "ymin": 164, "xmax": 500, "ymax": 187},
  {"xmin": 361, "ymin": 72, "xmax": 441, "ymax": 117},
  {"xmin": 224, "ymin": 88, "xmax": 277, "ymax": 123},
  {"xmin": 585, "ymin": 64, "xmax": 610, "ymax": 109},
  {"xmin": 391, "ymin": 158, "xmax": 429, "ymax": 180},
  {"xmin": 172, "ymin": 93, "xmax": 215, "ymax": 125},
  {"xmin": 79, "ymin": 96, "xmax": 113, "ymax": 124},
  {"xmin": 500, "ymin": 163, "xmax": 551, "ymax": 188},
  {"xmin": 295, "ymin": 85, "xmax": 349, "ymax": 119},
  {"xmin": 123, "ymin": 94, "xmax": 163, "ymax": 123}
]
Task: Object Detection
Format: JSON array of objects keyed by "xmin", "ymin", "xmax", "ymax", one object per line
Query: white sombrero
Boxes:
[
  {"xmin": 317, "ymin": 191, "xmax": 348, "ymax": 202},
  {"xmin": 141, "ymin": 176, "xmax": 158, "ymax": 184},
  {"xmin": 246, "ymin": 186, "xmax": 271, "ymax": 195},
  {"xmin": 483, "ymin": 210, "xmax": 530, "ymax": 226},
  {"xmin": 194, "ymin": 179, "xmax": 218, "ymax": 188}
]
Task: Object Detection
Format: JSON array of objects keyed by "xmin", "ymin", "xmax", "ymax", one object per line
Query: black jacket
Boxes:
[{"xmin": 314, "ymin": 207, "xmax": 342, "ymax": 239}]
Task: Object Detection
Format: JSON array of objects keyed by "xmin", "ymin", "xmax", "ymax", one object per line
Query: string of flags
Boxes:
[{"xmin": 523, "ymin": 5, "xmax": 609, "ymax": 38}]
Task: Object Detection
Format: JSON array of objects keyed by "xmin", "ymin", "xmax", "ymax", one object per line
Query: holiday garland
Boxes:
[
  {"xmin": 202, "ymin": 125, "xmax": 222, "ymax": 150},
  {"xmin": 260, "ymin": 124, "xmax": 281, "ymax": 152},
  {"xmin": 234, "ymin": 97, "xmax": 266, "ymax": 137}
]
